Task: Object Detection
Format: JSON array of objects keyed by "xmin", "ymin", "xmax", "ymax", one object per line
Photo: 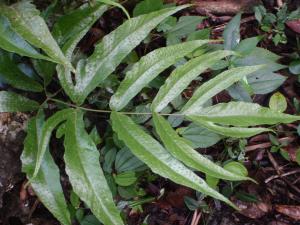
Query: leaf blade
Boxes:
[
  {"xmin": 52, "ymin": 3, "xmax": 108, "ymax": 58},
  {"xmin": 0, "ymin": 91, "xmax": 39, "ymax": 112},
  {"xmin": 0, "ymin": 51, "xmax": 43, "ymax": 92},
  {"xmin": 187, "ymin": 117, "xmax": 272, "ymax": 138},
  {"xmin": 70, "ymin": 5, "xmax": 191, "ymax": 105},
  {"xmin": 153, "ymin": 113, "xmax": 252, "ymax": 181},
  {"xmin": 64, "ymin": 110, "xmax": 124, "ymax": 225},
  {"xmin": 33, "ymin": 109, "xmax": 74, "ymax": 178},
  {"xmin": 111, "ymin": 111, "xmax": 237, "ymax": 209},
  {"xmin": 152, "ymin": 50, "xmax": 235, "ymax": 112},
  {"xmin": 110, "ymin": 40, "xmax": 210, "ymax": 111},
  {"xmin": 223, "ymin": 13, "xmax": 241, "ymax": 50},
  {"xmin": 0, "ymin": 15, "xmax": 50, "ymax": 60},
  {"xmin": 181, "ymin": 65, "xmax": 265, "ymax": 114},
  {"xmin": 188, "ymin": 101, "xmax": 300, "ymax": 126},
  {"xmin": 21, "ymin": 115, "xmax": 71, "ymax": 225},
  {"xmin": 0, "ymin": 1, "xmax": 72, "ymax": 68}
]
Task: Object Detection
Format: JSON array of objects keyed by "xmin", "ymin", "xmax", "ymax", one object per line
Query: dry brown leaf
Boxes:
[
  {"xmin": 232, "ymin": 198, "xmax": 272, "ymax": 219},
  {"xmin": 275, "ymin": 205, "xmax": 300, "ymax": 221},
  {"xmin": 286, "ymin": 20, "xmax": 300, "ymax": 34}
]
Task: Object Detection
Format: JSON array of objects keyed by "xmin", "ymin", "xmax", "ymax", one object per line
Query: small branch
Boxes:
[
  {"xmin": 267, "ymin": 151, "xmax": 300, "ymax": 194},
  {"xmin": 49, "ymin": 98, "xmax": 183, "ymax": 116},
  {"xmin": 190, "ymin": 209, "xmax": 201, "ymax": 225},
  {"xmin": 265, "ymin": 169, "xmax": 300, "ymax": 183},
  {"xmin": 245, "ymin": 137, "xmax": 295, "ymax": 152}
]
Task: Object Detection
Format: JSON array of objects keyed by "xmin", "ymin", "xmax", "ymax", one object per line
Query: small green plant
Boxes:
[
  {"xmin": 254, "ymin": 4, "xmax": 300, "ymax": 45},
  {"xmin": 0, "ymin": 1, "xmax": 300, "ymax": 224}
]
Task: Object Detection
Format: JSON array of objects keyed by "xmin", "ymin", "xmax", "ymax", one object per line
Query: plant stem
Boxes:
[{"xmin": 48, "ymin": 98, "xmax": 184, "ymax": 116}]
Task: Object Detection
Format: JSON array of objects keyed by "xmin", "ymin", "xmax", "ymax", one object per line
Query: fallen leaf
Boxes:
[
  {"xmin": 165, "ymin": 187, "xmax": 193, "ymax": 208},
  {"xmin": 275, "ymin": 205, "xmax": 300, "ymax": 221},
  {"xmin": 268, "ymin": 221, "xmax": 289, "ymax": 225},
  {"xmin": 286, "ymin": 20, "xmax": 300, "ymax": 34},
  {"xmin": 232, "ymin": 198, "xmax": 272, "ymax": 219},
  {"xmin": 282, "ymin": 145, "xmax": 299, "ymax": 162}
]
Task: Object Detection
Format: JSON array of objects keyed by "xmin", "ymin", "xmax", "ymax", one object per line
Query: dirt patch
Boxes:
[{"xmin": 0, "ymin": 113, "xmax": 28, "ymax": 224}]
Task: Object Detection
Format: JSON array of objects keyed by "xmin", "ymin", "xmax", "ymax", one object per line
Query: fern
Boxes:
[{"xmin": 0, "ymin": 1, "xmax": 299, "ymax": 225}]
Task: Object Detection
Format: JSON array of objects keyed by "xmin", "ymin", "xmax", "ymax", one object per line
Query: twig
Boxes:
[
  {"xmin": 191, "ymin": 210, "xmax": 197, "ymax": 225},
  {"xmin": 245, "ymin": 137, "xmax": 295, "ymax": 152},
  {"xmin": 212, "ymin": 16, "xmax": 256, "ymax": 33},
  {"xmin": 267, "ymin": 151, "xmax": 300, "ymax": 194},
  {"xmin": 190, "ymin": 209, "xmax": 202, "ymax": 225},
  {"xmin": 265, "ymin": 169, "xmax": 300, "ymax": 183},
  {"xmin": 28, "ymin": 199, "xmax": 39, "ymax": 220}
]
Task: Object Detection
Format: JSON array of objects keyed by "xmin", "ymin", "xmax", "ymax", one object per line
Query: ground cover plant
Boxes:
[{"xmin": 0, "ymin": 0, "xmax": 300, "ymax": 224}]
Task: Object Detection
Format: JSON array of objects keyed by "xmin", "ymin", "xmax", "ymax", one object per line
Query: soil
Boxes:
[{"xmin": 1, "ymin": 0, "xmax": 300, "ymax": 225}]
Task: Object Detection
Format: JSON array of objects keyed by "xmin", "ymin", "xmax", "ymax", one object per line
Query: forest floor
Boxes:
[{"xmin": 1, "ymin": 0, "xmax": 300, "ymax": 225}]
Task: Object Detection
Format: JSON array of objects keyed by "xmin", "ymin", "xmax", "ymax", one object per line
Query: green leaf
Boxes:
[
  {"xmin": 111, "ymin": 112, "xmax": 237, "ymax": 209},
  {"xmin": 235, "ymin": 191, "xmax": 258, "ymax": 203},
  {"xmin": 21, "ymin": 115, "xmax": 71, "ymax": 225},
  {"xmin": 32, "ymin": 59, "xmax": 56, "ymax": 86},
  {"xmin": 247, "ymin": 72, "xmax": 286, "ymax": 95},
  {"xmin": 89, "ymin": 126, "xmax": 102, "ymax": 145},
  {"xmin": 223, "ymin": 13, "xmax": 241, "ymax": 50},
  {"xmin": 33, "ymin": 109, "xmax": 74, "ymax": 178},
  {"xmin": 81, "ymin": 215, "xmax": 102, "ymax": 225},
  {"xmin": 157, "ymin": 16, "xmax": 177, "ymax": 32},
  {"xmin": 0, "ymin": 51, "xmax": 43, "ymax": 92},
  {"xmin": 153, "ymin": 113, "xmax": 251, "ymax": 181},
  {"xmin": 114, "ymin": 171, "xmax": 137, "ymax": 186},
  {"xmin": 289, "ymin": 60, "xmax": 300, "ymax": 75},
  {"xmin": 287, "ymin": 7, "xmax": 300, "ymax": 20},
  {"xmin": 152, "ymin": 50, "xmax": 234, "ymax": 112},
  {"xmin": 254, "ymin": 5, "xmax": 266, "ymax": 22},
  {"xmin": 184, "ymin": 196, "xmax": 208, "ymax": 211},
  {"xmin": 96, "ymin": 0, "xmax": 130, "ymax": 19},
  {"xmin": 181, "ymin": 65, "xmax": 265, "ymax": 114},
  {"xmin": 187, "ymin": 102, "xmax": 300, "ymax": 126},
  {"xmin": 178, "ymin": 123, "xmax": 222, "ymax": 148},
  {"xmin": 269, "ymin": 92, "xmax": 287, "ymax": 113},
  {"xmin": 115, "ymin": 147, "xmax": 146, "ymax": 173},
  {"xmin": 52, "ymin": 3, "xmax": 108, "ymax": 58},
  {"xmin": 103, "ymin": 148, "xmax": 117, "ymax": 173},
  {"xmin": 131, "ymin": 104, "xmax": 152, "ymax": 124},
  {"xmin": 167, "ymin": 16, "xmax": 204, "ymax": 38},
  {"xmin": 64, "ymin": 110, "xmax": 124, "ymax": 225},
  {"xmin": 110, "ymin": 40, "xmax": 210, "ymax": 111},
  {"xmin": 70, "ymin": 190, "xmax": 81, "ymax": 209},
  {"xmin": 0, "ymin": 15, "xmax": 50, "ymax": 61},
  {"xmin": 187, "ymin": 28, "xmax": 211, "ymax": 41},
  {"xmin": 186, "ymin": 117, "xmax": 272, "ymax": 138},
  {"xmin": 223, "ymin": 161, "xmax": 248, "ymax": 177},
  {"xmin": 0, "ymin": 91, "xmax": 39, "ymax": 112},
  {"xmin": 233, "ymin": 47, "xmax": 286, "ymax": 72},
  {"xmin": 234, "ymin": 36, "xmax": 261, "ymax": 55},
  {"xmin": 206, "ymin": 175, "xmax": 219, "ymax": 189},
  {"xmin": 133, "ymin": 0, "xmax": 163, "ymax": 17},
  {"xmin": 61, "ymin": 5, "xmax": 190, "ymax": 105},
  {"xmin": 0, "ymin": 1, "xmax": 72, "ymax": 68}
]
